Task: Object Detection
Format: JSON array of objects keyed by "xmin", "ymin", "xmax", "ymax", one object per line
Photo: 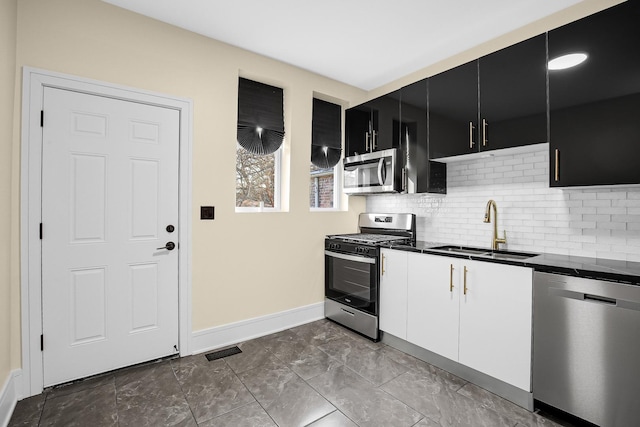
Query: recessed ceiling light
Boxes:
[{"xmin": 548, "ymin": 53, "xmax": 588, "ymax": 70}]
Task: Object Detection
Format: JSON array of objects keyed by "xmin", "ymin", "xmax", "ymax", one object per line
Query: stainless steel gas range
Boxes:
[{"xmin": 324, "ymin": 213, "xmax": 416, "ymax": 340}]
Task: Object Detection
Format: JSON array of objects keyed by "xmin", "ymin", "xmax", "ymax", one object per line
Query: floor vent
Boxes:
[{"xmin": 205, "ymin": 346, "xmax": 242, "ymax": 361}]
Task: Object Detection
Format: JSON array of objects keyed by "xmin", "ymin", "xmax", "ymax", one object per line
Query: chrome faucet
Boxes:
[{"xmin": 483, "ymin": 199, "xmax": 507, "ymax": 250}]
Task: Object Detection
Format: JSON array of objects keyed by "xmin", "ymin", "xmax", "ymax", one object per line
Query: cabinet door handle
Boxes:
[
  {"xmin": 463, "ymin": 266, "xmax": 468, "ymax": 296},
  {"xmin": 381, "ymin": 253, "xmax": 385, "ymax": 276},
  {"xmin": 449, "ymin": 264, "xmax": 454, "ymax": 292},
  {"xmin": 482, "ymin": 118, "xmax": 488, "ymax": 147},
  {"xmin": 372, "ymin": 130, "xmax": 378, "ymax": 151},
  {"xmin": 365, "ymin": 132, "xmax": 370, "ymax": 152},
  {"xmin": 469, "ymin": 122, "xmax": 475, "ymax": 148},
  {"xmin": 554, "ymin": 148, "xmax": 560, "ymax": 182}
]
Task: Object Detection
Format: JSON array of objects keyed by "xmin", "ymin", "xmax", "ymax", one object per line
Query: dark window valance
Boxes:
[
  {"xmin": 237, "ymin": 77, "xmax": 285, "ymax": 156},
  {"xmin": 311, "ymin": 98, "xmax": 342, "ymax": 168}
]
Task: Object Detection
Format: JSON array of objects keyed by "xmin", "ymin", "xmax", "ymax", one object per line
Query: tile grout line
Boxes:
[
  {"xmin": 227, "ymin": 357, "xmax": 280, "ymax": 427},
  {"xmin": 168, "ymin": 359, "xmax": 199, "ymax": 426}
]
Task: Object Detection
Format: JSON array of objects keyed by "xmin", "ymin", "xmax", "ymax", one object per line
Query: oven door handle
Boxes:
[{"xmin": 325, "ymin": 250, "xmax": 376, "ymax": 264}]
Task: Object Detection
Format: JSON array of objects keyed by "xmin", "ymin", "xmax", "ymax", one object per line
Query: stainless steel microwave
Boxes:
[{"xmin": 343, "ymin": 148, "xmax": 403, "ymax": 194}]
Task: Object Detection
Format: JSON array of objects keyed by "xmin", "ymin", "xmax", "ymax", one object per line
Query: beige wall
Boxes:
[
  {"xmin": 2, "ymin": 0, "xmax": 17, "ymax": 384},
  {"xmin": 11, "ymin": 0, "xmax": 367, "ymax": 354}
]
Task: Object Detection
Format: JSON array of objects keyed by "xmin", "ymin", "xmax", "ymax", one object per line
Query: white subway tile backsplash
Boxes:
[
  {"xmin": 583, "ymin": 199, "xmax": 612, "ymax": 208},
  {"xmin": 569, "ymin": 192, "xmax": 598, "ymax": 200},
  {"xmin": 365, "ymin": 145, "xmax": 640, "ymax": 261}
]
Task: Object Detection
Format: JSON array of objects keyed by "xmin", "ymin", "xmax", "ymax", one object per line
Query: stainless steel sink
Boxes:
[
  {"xmin": 487, "ymin": 251, "xmax": 537, "ymax": 261},
  {"xmin": 430, "ymin": 245, "xmax": 491, "ymax": 256},
  {"xmin": 430, "ymin": 245, "xmax": 537, "ymax": 261}
]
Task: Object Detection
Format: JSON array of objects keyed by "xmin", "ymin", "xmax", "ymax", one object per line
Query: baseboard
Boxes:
[
  {"xmin": 0, "ymin": 370, "xmax": 22, "ymax": 427},
  {"xmin": 191, "ymin": 302, "xmax": 324, "ymax": 355}
]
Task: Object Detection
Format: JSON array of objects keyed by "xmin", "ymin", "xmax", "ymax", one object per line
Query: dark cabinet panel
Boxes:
[
  {"xmin": 480, "ymin": 34, "xmax": 547, "ymax": 150},
  {"xmin": 345, "ymin": 93, "xmax": 399, "ymax": 157},
  {"xmin": 400, "ymin": 79, "xmax": 446, "ymax": 194},
  {"xmin": 429, "ymin": 35, "xmax": 548, "ymax": 159},
  {"xmin": 367, "ymin": 93, "xmax": 400, "ymax": 152},
  {"xmin": 549, "ymin": 1, "xmax": 640, "ymax": 187},
  {"xmin": 428, "ymin": 61, "xmax": 479, "ymax": 159},
  {"xmin": 345, "ymin": 106, "xmax": 370, "ymax": 157}
]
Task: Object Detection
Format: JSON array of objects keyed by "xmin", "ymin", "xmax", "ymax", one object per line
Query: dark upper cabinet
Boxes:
[
  {"xmin": 428, "ymin": 60, "xmax": 479, "ymax": 158},
  {"xmin": 345, "ymin": 93, "xmax": 399, "ymax": 157},
  {"xmin": 549, "ymin": 1, "xmax": 640, "ymax": 187},
  {"xmin": 344, "ymin": 105, "xmax": 372, "ymax": 157},
  {"xmin": 399, "ymin": 80, "xmax": 446, "ymax": 193},
  {"xmin": 479, "ymin": 34, "xmax": 547, "ymax": 150},
  {"xmin": 429, "ymin": 34, "xmax": 547, "ymax": 159}
]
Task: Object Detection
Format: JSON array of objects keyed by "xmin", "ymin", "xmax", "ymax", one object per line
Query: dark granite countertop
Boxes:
[{"xmin": 384, "ymin": 240, "xmax": 640, "ymax": 286}]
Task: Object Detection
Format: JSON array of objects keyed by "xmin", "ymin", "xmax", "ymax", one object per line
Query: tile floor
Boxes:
[{"xmin": 9, "ymin": 319, "xmax": 573, "ymax": 427}]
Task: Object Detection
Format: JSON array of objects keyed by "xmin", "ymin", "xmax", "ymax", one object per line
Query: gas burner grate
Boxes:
[{"xmin": 329, "ymin": 233, "xmax": 410, "ymax": 245}]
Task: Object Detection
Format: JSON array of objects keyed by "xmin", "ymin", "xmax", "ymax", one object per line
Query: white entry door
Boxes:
[{"xmin": 41, "ymin": 87, "xmax": 180, "ymax": 387}]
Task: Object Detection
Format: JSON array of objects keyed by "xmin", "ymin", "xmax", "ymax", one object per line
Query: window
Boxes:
[
  {"xmin": 236, "ymin": 146, "xmax": 281, "ymax": 209},
  {"xmin": 310, "ymin": 163, "xmax": 338, "ymax": 209},
  {"xmin": 310, "ymin": 98, "xmax": 342, "ymax": 209},
  {"xmin": 236, "ymin": 78, "xmax": 285, "ymax": 211}
]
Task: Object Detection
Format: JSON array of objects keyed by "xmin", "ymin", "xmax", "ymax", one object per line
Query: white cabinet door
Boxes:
[
  {"xmin": 379, "ymin": 249, "xmax": 408, "ymax": 339},
  {"xmin": 407, "ymin": 253, "xmax": 460, "ymax": 362},
  {"xmin": 458, "ymin": 259, "xmax": 533, "ymax": 391}
]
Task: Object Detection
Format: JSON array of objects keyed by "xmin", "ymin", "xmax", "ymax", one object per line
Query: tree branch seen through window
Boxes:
[{"xmin": 236, "ymin": 145, "xmax": 275, "ymax": 208}]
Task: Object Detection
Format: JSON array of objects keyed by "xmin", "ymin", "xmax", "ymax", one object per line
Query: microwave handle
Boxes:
[{"xmin": 377, "ymin": 158, "xmax": 386, "ymax": 185}]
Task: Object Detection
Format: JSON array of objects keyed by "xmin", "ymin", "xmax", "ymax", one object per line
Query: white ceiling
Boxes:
[{"xmin": 102, "ymin": 0, "xmax": 585, "ymax": 90}]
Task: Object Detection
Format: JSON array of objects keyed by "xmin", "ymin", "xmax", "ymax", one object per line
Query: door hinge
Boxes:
[
  {"xmin": 40, "ymin": 334, "xmax": 44, "ymax": 351},
  {"xmin": 40, "ymin": 110, "xmax": 44, "ymax": 127},
  {"xmin": 39, "ymin": 223, "xmax": 43, "ymax": 239}
]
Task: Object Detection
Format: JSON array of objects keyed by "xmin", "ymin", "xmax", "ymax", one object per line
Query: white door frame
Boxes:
[{"xmin": 20, "ymin": 67, "xmax": 193, "ymax": 397}]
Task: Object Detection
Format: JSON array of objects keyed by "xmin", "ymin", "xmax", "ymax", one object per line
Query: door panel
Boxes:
[
  {"xmin": 70, "ymin": 267, "xmax": 107, "ymax": 344},
  {"xmin": 379, "ymin": 249, "xmax": 408, "ymax": 339},
  {"xmin": 407, "ymin": 253, "xmax": 459, "ymax": 362},
  {"xmin": 130, "ymin": 263, "xmax": 159, "ymax": 332},
  {"xmin": 130, "ymin": 159, "xmax": 159, "ymax": 239},
  {"xmin": 42, "ymin": 87, "xmax": 180, "ymax": 386},
  {"xmin": 458, "ymin": 260, "xmax": 532, "ymax": 391},
  {"xmin": 70, "ymin": 154, "xmax": 107, "ymax": 242}
]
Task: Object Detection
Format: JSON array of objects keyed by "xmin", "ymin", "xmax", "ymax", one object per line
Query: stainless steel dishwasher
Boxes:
[{"xmin": 533, "ymin": 272, "xmax": 640, "ymax": 427}]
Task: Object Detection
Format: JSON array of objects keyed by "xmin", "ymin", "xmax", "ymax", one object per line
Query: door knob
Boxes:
[{"xmin": 157, "ymin": 242, "xmax": 176, "ymax": 251}]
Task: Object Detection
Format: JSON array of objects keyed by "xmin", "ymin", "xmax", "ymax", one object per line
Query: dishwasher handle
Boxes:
[{"xmin": 549, "ymin": 287, "xmax": 640, "ymax": 312}]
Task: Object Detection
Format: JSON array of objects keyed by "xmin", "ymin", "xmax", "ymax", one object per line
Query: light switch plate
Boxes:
[{"xmin": 200, "ymin": 206, "xmax": 215, "ymax": 220}]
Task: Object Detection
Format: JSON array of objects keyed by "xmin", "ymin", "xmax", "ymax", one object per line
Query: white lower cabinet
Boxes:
[
  {"xmin": 405, "ymin": 252, "xmax": 533, "ymax": 391},
  {"xmin": 379, "ymin": 248, "xmax": 408, "ymax": 339},
  {"xmin": 407, "ymin": 252, "xmax": 459, "ymax": 361}
]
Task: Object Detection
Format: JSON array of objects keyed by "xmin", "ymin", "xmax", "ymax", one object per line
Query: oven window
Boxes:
[{"xmin": 329, "ymin": 257, "xmax": 373, "ymax": 301}]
